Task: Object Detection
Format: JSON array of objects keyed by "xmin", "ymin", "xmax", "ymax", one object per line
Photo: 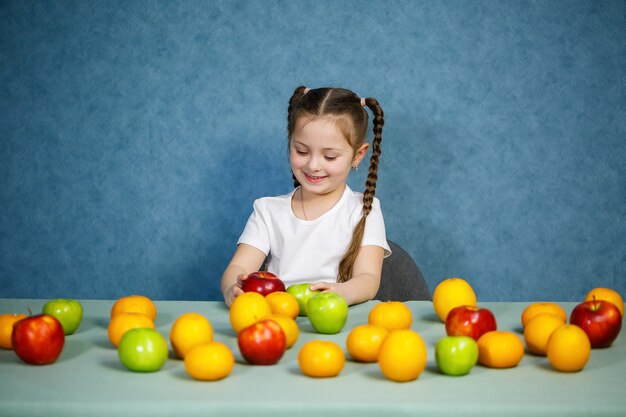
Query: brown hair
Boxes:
[{"xmin": 287, "ymin": 86, "xmax": 384, "ymax": 283}]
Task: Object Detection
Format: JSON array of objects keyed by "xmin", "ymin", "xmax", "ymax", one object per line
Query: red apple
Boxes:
[
  {"xmin": 238, "ymin": 319, "xmax": 286, "ymax": 365},
  {"xmin": 12, "ymin": 314, "xmax": 65, "ymax": 365},
  {"xmin": 570, "ymin": 299, "xmax": 622, "ymax": 348},
  {"xmin": 241, "ymin": 271, "xmax": 286, "ymax": 296},
  {"xmin": 446, "ymin": 305, "xmax": 497, "ymax": 341}
]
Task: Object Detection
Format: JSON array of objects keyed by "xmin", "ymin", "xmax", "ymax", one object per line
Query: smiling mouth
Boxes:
[{"xmin": 304, "ymin": 172, "xmax": 327, "ymax": 181}]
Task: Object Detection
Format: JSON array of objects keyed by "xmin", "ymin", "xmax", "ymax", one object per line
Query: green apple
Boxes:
[
  {"xmin": 306, "ymin": 292, "xmax": 348, "ymax": 334},
  {"xmin": 286, "ymin": 283, "xmax": 319, "ymax": 316},
  {"xmin": 118, "ymin": 328, "xmax": 168, "ymax": 372},
  {"xmin": 42, "ymin": 299, "xmax": 83, "ymax": 335},
  {"xmin": 435, "ymin": 336, "xmax": 478, "ymax": 376}
]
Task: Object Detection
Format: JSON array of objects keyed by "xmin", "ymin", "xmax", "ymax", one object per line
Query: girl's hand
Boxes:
[
  {"xmin": 224, "ymin": 274, "xmax": 247, "ymax": 306},
  {"xmin": 309, "ymin": 282, "xmax": 346, "ymax": 299}
]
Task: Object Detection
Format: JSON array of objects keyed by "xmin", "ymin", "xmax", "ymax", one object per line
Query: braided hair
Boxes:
[{"xmin": 287, "ymin": 86, "xmax": 384, "ymax": 283}]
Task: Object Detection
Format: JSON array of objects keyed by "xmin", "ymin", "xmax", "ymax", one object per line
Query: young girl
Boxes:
[{"xmin": 220, "ymin": 86, "xmax": 391, "ymax": 306}]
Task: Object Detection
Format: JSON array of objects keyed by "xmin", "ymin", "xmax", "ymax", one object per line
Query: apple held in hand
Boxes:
[
  {"xmin": 286, "ymin": 283, "xmax": 320, "ymax": 316},
  {"xmin": 241, "ymin": 272, "xmax": 286, "ymax": 296},
  {"xmin": 307, "ymin": 292, "xmax": 348, "ymax": 334},
  {"xmin": 238, "ymin": 319, "xmax": 286, "ymax": 365},
  {"xmin": 436, "ymin": 336, "xmax": 479, "ymax": 376},
  {"xmin": 446, "ymin": 305, "xmax": 497, "ymax": 341},
  {"xmin": 12, "ymin": 314, "xmax": 65, "ymax": 365},
  {"xmin": 570, "ymin": 299, "xmax": 622, "ymax": 348},
  {"xmin": 118, "ymin": 328, "xmax": 168, "ymax": 372},
  {"xmin": 42, "ymin": 299, "xmax": 83, "ymax": 335}
]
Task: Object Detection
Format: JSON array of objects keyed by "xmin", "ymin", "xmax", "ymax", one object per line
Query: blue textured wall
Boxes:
[{"xmin": 1, "ymin": 0, "xmax": 624, "ymax": 302}]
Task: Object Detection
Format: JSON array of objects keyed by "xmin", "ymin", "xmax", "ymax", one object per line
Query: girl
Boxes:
[{"xmin": 220, "ymin": 86, "xmax": 391, "ymax": 306}]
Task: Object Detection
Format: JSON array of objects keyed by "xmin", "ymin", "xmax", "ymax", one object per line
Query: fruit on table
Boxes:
[
  {"xmin": 584, "ymin": 287, "xmax": 623, "ymax": 317},
  {"xmin": 42, "ymin": 299, "xmax": 83, "ymax": 335},
  {"xmin": 266, "ymin": 313, "xmax": 299, "ymax": 349},
  {"xmin": 445, "ymin": 305, "xmax": 497, "ymax": 341},
  {"xmin": 169, "ymin": 312, "xmax": 214, "ymax": 359},
  {"xmin": 521, "ymin": 302, "xmax": 567, "ymax": 328},
  {"xmin": 184, "ymin": 342, "xmax": 235, "ymax": 381},
  {"xmin": 378, "ymin": 329, "xmax": 427, "ymax": 382},
  {"xmin": 265, "ymin": 291, "xmax": 300, "ymax": 319},
  {"xmin": 110, "ymin": 295, "xmax": 157, "ymax": 321},
  {"xmin": 433, "ymin": 277, "xmax": 477, "ymax": 322},
  {"xmin": 298, "ymin": 340, "xmax": 346, "ymax": 378},
  {"xmin": 0, "ymin": 313, "xmax": 27, "ymax": 349},
  {"xmin": 367, "ymin": 301, "xmax": 412, "ymax": 331},
  {"xmin": 523, "ymin": 313, "xmax": 566, "ymax": 355},
  {"xmin": 477, "ymin": 331, "xmax": 524, "ymax": 368},
  {"xmin": 118, "ymin": 328, "xmax": 168, "ymax": 372},
  {"xmin": 435, "ymin": 336, "xmax": 479, "ymax": 376},
  {"xmin": 306, "ymin": 292, "xmax": 348, "ymax": 334},
  {"xmin": 346, "ymin": 324, "xmax": 389, "ymax": 363},
  {"xmin": 241, "ymin": 271, "xmax": 286, "ymax": 296},
  {"xmin": 108, "ymin": 313, "xmax": 155, "ymax": 347},
  {"xmin": 569, "ymin": 299, "xmax": 622, "ymax": 348},
  {"xmin": 546, "ymin": 324, "xmax": 591, "ymax": 372},
  {"xmin": 229, "ymin": 292, "xmax": 272, "ymax": 333},
  {"xmin": 286, "ymin": 283, "xmax": 320, "ymax": 316},
  {"xmin": 12, "ymin": 314, "xmax": 65, "ymax": 365},
  {"xmin": 238, "ymin": 319, "xmax": 286, "ymax": 365}
]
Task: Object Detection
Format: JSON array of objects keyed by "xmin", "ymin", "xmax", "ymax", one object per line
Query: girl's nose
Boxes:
[{"xmin": 307, "ymin": 155, "xmax": 323, "ymax": 172}]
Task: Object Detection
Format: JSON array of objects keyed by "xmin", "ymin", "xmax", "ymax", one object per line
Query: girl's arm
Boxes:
[
  {"xmin": 310, "ymin": 245, "xmax": 385, "ymax": 305},
  {"xmin": 220, "ymin": 243, "xmax": 267, "ymax": 306}
]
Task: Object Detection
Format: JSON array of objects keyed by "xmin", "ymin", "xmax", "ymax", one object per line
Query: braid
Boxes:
[{"xmin": 337, "ymin": 97, "xmax": 384, "ymax": 283}]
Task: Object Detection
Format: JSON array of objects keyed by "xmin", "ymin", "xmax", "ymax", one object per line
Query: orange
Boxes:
[
  {"xmin": 523, "ymin": 313, "xmax": 566, "ymax": 355},
  {"xmin": 169, "ymin": 312, "xmax": 214, "ymax": 359},
  {"xmin": 378, "ymin": 329, "xmax": 427, "ymax": 382},
  {"xmin": 108, "ymin": 313, "xmax": 155, "ymax": 347},
  {"xmin": 477, "ymin": 331, "xmax": 524, "ymax": 368},
  {"xmin": 521, "ymin": 302, "xmax": 567, "ymax": 328},
  {"xmin": 584, "ymin": 288, "xmax": 624, "ymax": 317},
  {"xmin": 110, "ymin": 295, "xmax": 157, "ymax": 321},
  {"xmin": 267, "ymin": 314, "xmax": 299, "ymax": 349},
  {"xmin": 0, "ymin": 313, "xmax": 27, "ymax": 349},
  {"xmin": 346, "ymin": 324, "xmax": 389, "ymax": 363},
  {"xmin": 184, "ymin": 342, "xmax": 235, "ymax": 381},
  {"xmin": 266, "ymin": 291, "xmax": 300, "ymax": 319},
  {"xmin": 298, "ymin": 340, "xmax": 346, "ymax": 378},
  {"xmin": 229, "ymin": 292, "xmax": 272, "ymax": 333},
  {"xmin": 432, "ymin": 278, "xmax": 477, "ymax": 322},
  {"xmin": 546, "ymin": 324, "xmax": 591, "ymax": 372},
  {"xmin": 368, "ymin": 301, "xmax": 413, "ymax": 331}
]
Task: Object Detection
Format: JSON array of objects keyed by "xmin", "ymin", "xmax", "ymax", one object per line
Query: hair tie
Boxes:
[
  {"xmin": 303, "ymin": 87, "xmax": 311, "ymax": 94},
  {"xmin": 360, "ymin": 97, "xmax": 366, "ymax": 107}
]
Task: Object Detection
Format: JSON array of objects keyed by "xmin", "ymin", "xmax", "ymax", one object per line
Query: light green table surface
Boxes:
[{"xmin": 1, "ymin": 299, "xmax": 624, "ymax": 417}]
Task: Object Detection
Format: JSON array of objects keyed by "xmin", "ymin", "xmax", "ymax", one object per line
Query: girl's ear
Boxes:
[{"xmin": 352, "ymin": 143, "xmax": 369, "ymax": 167}]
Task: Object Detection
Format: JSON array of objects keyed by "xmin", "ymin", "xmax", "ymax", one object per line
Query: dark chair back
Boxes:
[{"xmin": 375, "ymin": 240, "xmax": 431, "ymax": 301}]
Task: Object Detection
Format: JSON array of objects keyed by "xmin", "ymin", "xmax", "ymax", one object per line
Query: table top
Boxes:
[{"xmin": 1, "ymin": 298, "xmax": 625, "ymax": 417}]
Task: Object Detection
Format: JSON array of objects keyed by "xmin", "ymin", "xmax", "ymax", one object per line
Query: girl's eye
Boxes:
[
  {"xmin": 295, "ymin": 150, "xmax": 308, "ymax": 156},
  {"xmin": 324, "ymin": 156, "xmax": 338, "ymax": 161}
]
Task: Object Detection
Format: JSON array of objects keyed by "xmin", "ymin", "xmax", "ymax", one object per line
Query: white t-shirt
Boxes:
[{"xmin": 237, "ymin": 185, "xmax": 391, "ymax": 285}]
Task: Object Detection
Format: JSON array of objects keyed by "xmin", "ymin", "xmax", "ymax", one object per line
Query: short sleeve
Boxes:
[
  {"xmin": 362, "ymin": 198, "xmax": 392, "ymax": 257},
  {"xmin": 237, "ymin": 200, "xmax": 271, "ymax": 255}
]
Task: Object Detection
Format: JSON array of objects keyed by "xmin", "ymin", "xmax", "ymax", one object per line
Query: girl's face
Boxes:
[{"xmin": 289, "ymin": 117, "xmax": 368, "ymax": 197}]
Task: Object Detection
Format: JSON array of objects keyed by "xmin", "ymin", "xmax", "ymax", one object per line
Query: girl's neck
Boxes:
[{"xmin": 296, "ymin": 184, "xmax": 346, "ymax": 221}]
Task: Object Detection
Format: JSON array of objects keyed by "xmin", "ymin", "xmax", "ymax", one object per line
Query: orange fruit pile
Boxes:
[
  {"xmin": 523, "ymin": 313, "xmax": 566, "ymax": 356},
  {"xmin": 346, "ymin": 324, "xmax": 389, "ymax": 363},
  {"xmin": 229, "ymin": 292, "xmax": 272, "ymax": 333}
]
